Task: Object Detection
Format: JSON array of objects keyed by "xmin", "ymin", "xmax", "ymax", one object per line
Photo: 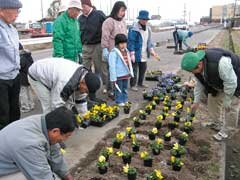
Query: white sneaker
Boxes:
[{"xmin": 103, "ymin": 89, "xmax": 107, "ymax": 94}]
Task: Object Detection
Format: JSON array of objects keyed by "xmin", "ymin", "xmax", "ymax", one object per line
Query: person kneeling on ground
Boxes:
[
  {"xmin": 181, "ymin": 48, "xmax": 240, "ymax": 141},
  {"xmin": 28, "ymin": 58, "xmax": 101, "ymax": 115},
  {"xmin": 0, "ymin": 106, "xmax": 76, "ymax": 180},
  {"xmin": 108, "ymin": 34, "xmax": 134, "ymax": 106},
  {"xmin": 173, "ymin": 28, "xmax": 193, "ymax": 54}
]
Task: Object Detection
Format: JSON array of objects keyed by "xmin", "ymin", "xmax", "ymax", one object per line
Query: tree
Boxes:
[{"xmin": 47, "ymin": 0, "xmax": 61, "ymax": 19}]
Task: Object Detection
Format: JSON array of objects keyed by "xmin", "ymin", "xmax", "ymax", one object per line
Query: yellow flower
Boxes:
[
  {"xmin": 157, "ymin": 115, "xmax": 163, "ymax": 121},
  {"xmin": 60, "ymin": 148, "xmax": 66, "ymax": 155},
  {"xmin": 154, "ymin": 169, "xmax": 163, "ymax": 179},
  {"xmin": 123, "ymin": 164, "xmax": 129, "ymax": 173},
  {"xmin": 116, "ymin": 132, "xmax": 125, "ymax": 141},
  {"xmin": 180, "ymin": 162, "xmax": 184, "ymax": 166},
  {"xmin": 165, "ymin": 132, "xmax": 171, "ymax": 137},
  {"xmin": 171, "ymin": 156, "xmax": 176, "ymax": 163},
  {"xmin": 152, "ymin": 128, "xmax": 158, "ymax": 134},
  {"xmin": 131, "ymin": 134, "xmax": 136, "ymax": 141},
  {"xmin": 76, "ymin": 114, "xmax": 82, "ymax": 124},
  {"xmin": 187, "ymin": 98, "xmax": 192, "ymax": 103},
  {"xmin": 173, "ymin": 143, "xmax": 179, "ymax": 150},
  {"xmin": 164, "ymin": 113, "xmax": 169, "ymax": 117},
  {"xmin": 164, "ymin": 96, "xmax": 169, "ymax": 101},
  {"xmin": 83, "ymin": 111, "xmax": 91, "ymax": 119},
  {"xmin": 106, "ymin": 147, "xmax": 113, "ymax": 155},
  {"xmin": 182, "ymin": 132, "xmax": 189, "ymax": 138},
  {"xmin": 156, "ymin": 138, "xmax": 163, "ymax": 145},
  {"xmin": 163, "ymin": 106, "xmax": 169, "ymax": 111},
  {"xmin": 126, "ymin": 127, "xmax": 132, "ymax": 133},
  {"xmin": 172, "ymin": 112, "xmax": 176, "ymax": 117},
  {"xmin": 140, "ymin": 151, "xmax": 149, "ymax": 159},
  {"xmin": 186, "ymin": 107, "xmax": 191, "ymax": 113},
  {"xmin": 98, "ymin": 155, "xmax": 106, "ymax": 163},
  {"xmin": 184, "ymin": 122, "xmax": 192, "ymax": 127},
  {"xmin": 116, "ymin": 151, "xmax": 123, "ymax": 157},
  {"xmin": 175, "ymin": 103, "xmax": 183, "ymax": 110}
]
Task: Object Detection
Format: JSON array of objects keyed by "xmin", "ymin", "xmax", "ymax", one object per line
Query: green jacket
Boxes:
[{"xmin": 53, "ymin": 11, "xmax": 82, "ymax": 62}]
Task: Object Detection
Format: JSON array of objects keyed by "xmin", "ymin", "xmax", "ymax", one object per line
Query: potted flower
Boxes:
[
  {"xmin": 139, "ymin": 110, "xmax": 147, "ymax": 120},
  {"xmin": 117, "ymin": 151, "xmax": 133, "ymax": 164},
  {"xmin": 150, "ymin": 138, "xmax": 164, "ymax": 155},
  {"xmin": 172, "ymin": 111, "xmax": 181, "ymax": 122},
  {"xmin": 155, "ymin": 115, "xmax": 163, "ymax": 129},
  {"xmin": 124, "ymin": 102, "xmax": 132, "ymax": 114},
  {"xmin": 140, "ymin": 151, "xmax": 153, "ymax": 167},
  {"xmin": 113, "ymin": 132, "xmax": 125, "ymax": 149},
  {"xmin": 168, "ymin": 121, "xmax": 179, "ymax": 130},
  {"xmin": 163, "ymin": 106, "xmax": 169, "ymax": 113},
  {"xmin": 147, "ymin": 169, "xmax": 164, "ymax": 180},
  {"xmin": 143, "ymin": 90, "xmax": 153, "ymax": 100},
  {"xmin": 126, "ymin": 126, "xmax": 136, "ymax": 138},
  {"xmin": 148, "ymin": 127, "xmax": 158, "ymax": 140},
  {"xmin": 123, "ymin": 164, "xmax": 137, "ymax": 180},
  {"xmin": 145, "ymin": 104, "xmax": 153, "ymax": 115},
  {"xmin": 96, "ymin": 155, "xmax": 108, "ymax": 174},
  {"xmin": 151, "ymin": 101, "xmax": 157, "ymax": 110},
  {"xmin": 184, "ymin": 121, "xmax": 193, "ymax": 134},
  {"xmin": 171, "ymin": 156, "xmax": 184, "ymax": 171},
  {"xmin": 131, "ymin": 134, "xmax": 140, "ymax": 152},
  {"xmin": 132, "ymin": 117, "xmax": 141, "ymax": 127},
  {"xmin": 170, "ymin": 143, "xmax": 186, "ymax": 158},
  {"xmin": 178, "ymin": 132, "xmax": 189, "ymax": 146},
  {"xmin": 153, "ymin": 96, "xmax": 160, "ymax": 105},
  {"xmin": 175, "ymin": 101, "xmax": 183, "ymax": 111},
  {"xmin": 100, "ymin": 147, "xmax": 113, "ymax": 161},
  {"xmin": 163, "ymin": 101, "xmax": 171, "ymax": 110},
  {"xmin": 164, "ymin": 131, "xmax": 172, "ymax": 142},
  {"xmin": 113, "ymin": 105, "xmax": 120, "ymax": 118}
]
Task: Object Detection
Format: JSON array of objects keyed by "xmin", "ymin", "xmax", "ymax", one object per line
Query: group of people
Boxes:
[{"xmin": 0, "ymin": 0, "xmax": 240, "ymax": 179}]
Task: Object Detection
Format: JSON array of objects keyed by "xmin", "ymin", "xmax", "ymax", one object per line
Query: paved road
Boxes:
[{"xmin": 23, "ymin": 26, "xmax": 222, "ymax": 175}]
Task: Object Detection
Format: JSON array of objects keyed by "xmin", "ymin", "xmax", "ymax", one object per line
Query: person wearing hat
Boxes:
[
  {"xmin": 53, "ymin": 0, "xmax": 82, "ymax": 62},
  {"xmin": 108, "ymin": 34, "xmax": 133, "ymax": 106},
  {"xmin": 128, "ymin": 10, "xmax": 159, "ymax": 92},
  {"xmin": 181, "ymin": 48, "xmax": 240, "ymax": 141},
  {"xmin": 101, "ymin": 1, "xmax": 127, "ymax": 98},
  {"xmin": 28, "ymin": 57, "xmax": 101, "ymax": 114},
  {"xmin": 0, "ymin": 0, "xmax": 22, "ymax": 130},
  {"xmin": 173, "ymin": 28, "xmax": 193, "ymax": 54},
  {"xmin": 78, "ymin": 0, "xmax": 106, "ymax": 83}
]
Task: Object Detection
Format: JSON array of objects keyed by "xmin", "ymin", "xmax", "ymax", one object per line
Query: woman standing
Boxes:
[{"xmin": 101, "ymin": 1, "xmax": 127, "ymax": 98}]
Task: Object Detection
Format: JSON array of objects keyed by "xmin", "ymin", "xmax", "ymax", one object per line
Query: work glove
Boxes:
[
  {"xmin": 103, "ymin": 48, "xmax": 109, "ymax": 62},
  {"xmin": 130, "ymin": 51, "xmax": 135, "ymax": 63}
]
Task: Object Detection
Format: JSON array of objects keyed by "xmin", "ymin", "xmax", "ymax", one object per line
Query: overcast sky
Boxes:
[{"xmin": 17, "ymin": 0, "xmax": 234, "ymax": 23}]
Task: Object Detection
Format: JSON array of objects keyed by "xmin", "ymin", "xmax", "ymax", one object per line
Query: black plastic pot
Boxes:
[
  {"xmin": 144, "ymin": 159, "xmax": 153, "ymax": 167},
  {"xmin": 152, "ymin": 148, "xmax": 161, "ymax": 155},
  {"xmin": 184, "ymin": 127, "xmax": 192, "ymax": 134},
  {"xmin": 172, "ymin": 165, "xmax": 182, "ymax": 171},
  {"xmin": 155, "ymin": 99, "xmax": 160, "ymax": 104},
  {"xmin": 113, "ymin": 141, "xmax": 121, "ymax": 149},
  {"xmin": 124, "ymin": 107, "xmax": 130, "ymax": 114},
  {"xmin": 139, "ymin": 114, "xmax": 146, "ymax": 120},
  {"xmin": 132, "ymin": 145, "xmax": 140, "ymax": 152},
  {"xmin": 98, "ymin": 166, "xmax": 108, "ymax": 174},
  {"xmin": 155, "ymin": 122, "xmax": 162, "ymax": 129},
  {"xmin": 148, "ymin": 133, "xmax": 156, "ymax": 140},
  {"xmin": 128, "ymin": 173, "xmax": 137, "ymax": 180},
  {"xmin": 145, "ymin": 109, "xmax": 151, "ymax": 115},
  {"xmin": 164, "ymin": 136, "xmax": 171, "ymax": 142},
  {"xmin": 179, "ymin": 138, "xmax": 187, "ymax": 146},
  {"xmin": 122, "ymin": 156, "xmax": 132, "ymax": 164},
  {"xmin": 152, "ymin": 104, "xmax": 156, "ymax": 110},
  {"xmin": 134, "ymin": 121, "xmax": 140, "ymax": 128},
  {"xmin": 174, "ymin": 116, "xmax": 180, "ymax": 122},
  {"xmin": 168, "ymin": 123, "xmax": 176, "ymax": 130}
]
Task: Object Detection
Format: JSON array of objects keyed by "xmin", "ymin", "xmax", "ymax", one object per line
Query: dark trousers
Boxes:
[
  {"xmin": 130, "ymin": 62, "xmax": 147, "ymax": 87},
  {"xmin": 173, "ymin": 31, "xmax": 182, "ymax": 51},
  {"xmin": 0, "ymin": 74, "xmax": 20, "ymax": 130}
]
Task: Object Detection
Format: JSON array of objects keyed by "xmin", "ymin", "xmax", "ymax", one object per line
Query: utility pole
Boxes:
[
  {"xmin": 40, "ymin": 0, "xmax": 44, "ymax": 20},
  {"xmin": 183, "ymin": 3, "xmax": 187, "ymax": 23},
  {"xmin": 189, "ymin": 11, "xmax": 191, "ymax": 22}
]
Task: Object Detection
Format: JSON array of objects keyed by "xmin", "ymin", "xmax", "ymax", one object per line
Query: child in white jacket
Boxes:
[{"xmin": 108, "ymin": 34, "xmax": 134, "ymax": 106}]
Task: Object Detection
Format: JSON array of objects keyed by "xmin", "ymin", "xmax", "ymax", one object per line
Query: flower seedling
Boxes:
[
  {"xmin": 140, "ymin": 151, "xmax": 153, "ymax": 167},
  {"xmin": 147, "ymin": 169, "xmax": 164, "ymax": 180},
  {"xmin": 178, "ymin": 132, "xmax": 189, "ymax": 146},
  {"xmin": 96, "ymin": 155, "xmax": 108, "ymax": 174},
  {"xmin": 170, "ymin": 143, "xmax": 186, "ymax": 158},
  {"xmin": 150, "ymin": 138, "xmax": 164, "ymax": 155},
  {"xmin": 132, "ymin": 117, "xmax": 141, "ymax": 127},
  {"xmin": 139, "ymin": 110, "xmax": 147, "ymax": 120},
  {"xmin": 123, "ymin": 164, "xmax": 137, "ymax": 180},
  {"xmin": 148, "ymin": 127, "xmax": 158, "ymax": 140},
  {"xmin": 164, "ymin": 131, "xmax": 172, "ymax": 141},
  {"xmin": 113, "ymin": 132, "xmax": 125, "ymax": 149},
  {"xmin": 171, "ymin": 156, "xmax": 184, "ymax": 171}
]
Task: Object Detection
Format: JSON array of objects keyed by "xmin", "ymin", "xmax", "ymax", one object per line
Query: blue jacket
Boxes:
[
  {"xmin": 127, "ymin": 22, "xmax": 154, "ymax": 62},
  {"xmin": 108, "ymin": 48, "xmax": 134, "ymax": 82},
  {"xmin": 177, "ymin": 29, "xmax": 190, "ymax": 48}
]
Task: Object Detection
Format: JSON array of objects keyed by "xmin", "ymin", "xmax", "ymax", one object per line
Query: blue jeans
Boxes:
[{"xmin": 115, "ymin": 79, "xmax": 128, "ymax": 104}]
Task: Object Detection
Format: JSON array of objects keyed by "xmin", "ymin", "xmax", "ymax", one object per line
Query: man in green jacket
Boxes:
[{"xmin": 53, "ymin": 0, "xmax": 82, "ymax": 62}]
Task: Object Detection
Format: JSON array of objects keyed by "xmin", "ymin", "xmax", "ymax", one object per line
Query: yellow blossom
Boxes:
[
  {"xmin": 152, "ymin": 128, "xmax": 158, "ymax": 134},
  {"xmin": 172, "ymin": 112, "xmax": 176, "ymax": 117},
  {"xmin": 76, "ymin": 114, "xmax": 82, "ymax": 124},
  {"xmin": 182, "ymin": 132, "xmax": 188, "ymax": 138},
  {"xmin": 116, "ymin": 151, "xmax": 123, "ymax": 157},
  {"xmin": 175, "ymin": 103, "xmax": 183, "ymax": 110},
  {"xmin": 163, "ymin": 106, "xmax": 169, "ymax": 111},
  {"xmin": 157, "ymin": 115, "xmax": 163, "ymax": 121},
  {"xmin": 164, "ymin": 96, "xmax": 169, "ymax": 101},
  {"xmin": 156, "ymin": 138, "xmax": 163, "ymax": 145},
  {"xmin": 171, "ymin": 156, "xmax": 176, "ymax": 163},
  {"xmin": 165, "ymin": 132, "xmax": 171, "ymax": 137},
  {"xmin": 106, "ymin": 147, "xmax": 113, "ymax": 155},
  {"xmin": 154, "ymin": 169, "xmax": 163, "ymax": 179},
  {"xmin": 123, "ymin": 164, "xmax": 129, "ymax": 173},
  {"xmin": 140, "ymin": 151, "xmax": 149, "ymax": 159},
  {"xmin": 116, "ymin": 132, "xmax": 125, "ymax": 141},
  {"xmin": 184, "ymin": 121, "xmax": 192, "ymax": 127},
  {"xmin": 131, "ymin": 134, "xmax": 136, "ymax": 141},
  {"xmin": 186, "ymin": 107, "xmax": 191, "ymax": 113},
  {"xmin": 83, "ymin": 111, "xmax": 91, "ymax": 119},
  {"xmin": 126, "ymin": 127, "xmax": 132, "ymax": 133},
  {"xmin": 98, "ymin": 155, "xmax": 106, "ymax": 163},
  {"xmin": 173, "ymin": 143, "xmax": 180, "ymax": 150}
]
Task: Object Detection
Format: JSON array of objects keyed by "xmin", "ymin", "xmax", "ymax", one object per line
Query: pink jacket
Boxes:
[{"xmin": 101, "ymin": 17, "xmax": 127, "ymax": 51}]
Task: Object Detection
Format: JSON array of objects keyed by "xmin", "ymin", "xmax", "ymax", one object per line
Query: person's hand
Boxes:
[
  {"xmin": 191, "ymin": 103, "xmax": 199, "ymax": 112},
  {"xmin": 103, "ymin": 48, "xmax": 109, "ymax": 62},
  {"xmin": 64, "ymin": 174, "xmax": 74, "ymax": 180},
  {"xmin": 130, "ymin": 52, "xmax": 135, "ymax": 63},
  {"xmin": 225, "ymin": 106, "xmax": 231, "ymax": 113}
]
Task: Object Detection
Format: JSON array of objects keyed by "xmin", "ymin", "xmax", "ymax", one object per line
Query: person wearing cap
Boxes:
[
  {"xmin": 78, "ymin": 0, "xmax": 106, "ymax": 80},
  {"xmin": 173, "ymin": 28, "xmax": 193, "ymax": 54},
  {"xmin": 53, "ymin": 0, "xmax": 82, "ymax": 62},
  {"xmin": 108, "ymin": 34, "xmax": 133, "ymax": 106},
  {"xmin": 0, "ymin": 0, "xmax": 22, "ymax": 130},
  {"xmin": 28, "ymin": 58, "xmax": 101, "ymax": 114},
  {"xmin": 128, "ymin": 10, "xmax": 159, "ymax": 92},
  {"xmin": 181, "ymin": 48, "xmax": 240, "ymax": 141},
  {"xmin": 101, "ymin": 1, "xmax": 127, "ymax": 98}
]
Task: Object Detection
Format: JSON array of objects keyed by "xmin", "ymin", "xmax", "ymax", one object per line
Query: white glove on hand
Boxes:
[{"xmin": 130, "ymin": 51, "xmax": 135, "ymax": 63}]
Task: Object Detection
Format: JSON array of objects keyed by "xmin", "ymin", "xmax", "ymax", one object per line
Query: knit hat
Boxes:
[
  {"xmin": 0, "ymin": 0, "xmax": 22, "ymax": 9},
  {"xmin": 68, "ymin": 0, "xmax": 82, "ymax": 9},
  {"xmin": 188, "ymin": 31, "xmax": 193, "ymax": 37},
  {"xmin": 115, "ymin": 34, "xmax": 127, "ymax": 45},
  {"xmin": 84, "ymin": 72, "xmax": 101, "ymax": 93},
  {"xmin": 181, "ymin": 50, "xmax": 206, "ymax": 71},
  {"xmin": 81, "ymin": 0, "xmax": 92, "ymax": 7}
]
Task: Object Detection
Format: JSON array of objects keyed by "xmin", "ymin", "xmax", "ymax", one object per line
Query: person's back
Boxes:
[{"xmin": 177, "ymin": 29, "xmax": 189, "ymax": 41}]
